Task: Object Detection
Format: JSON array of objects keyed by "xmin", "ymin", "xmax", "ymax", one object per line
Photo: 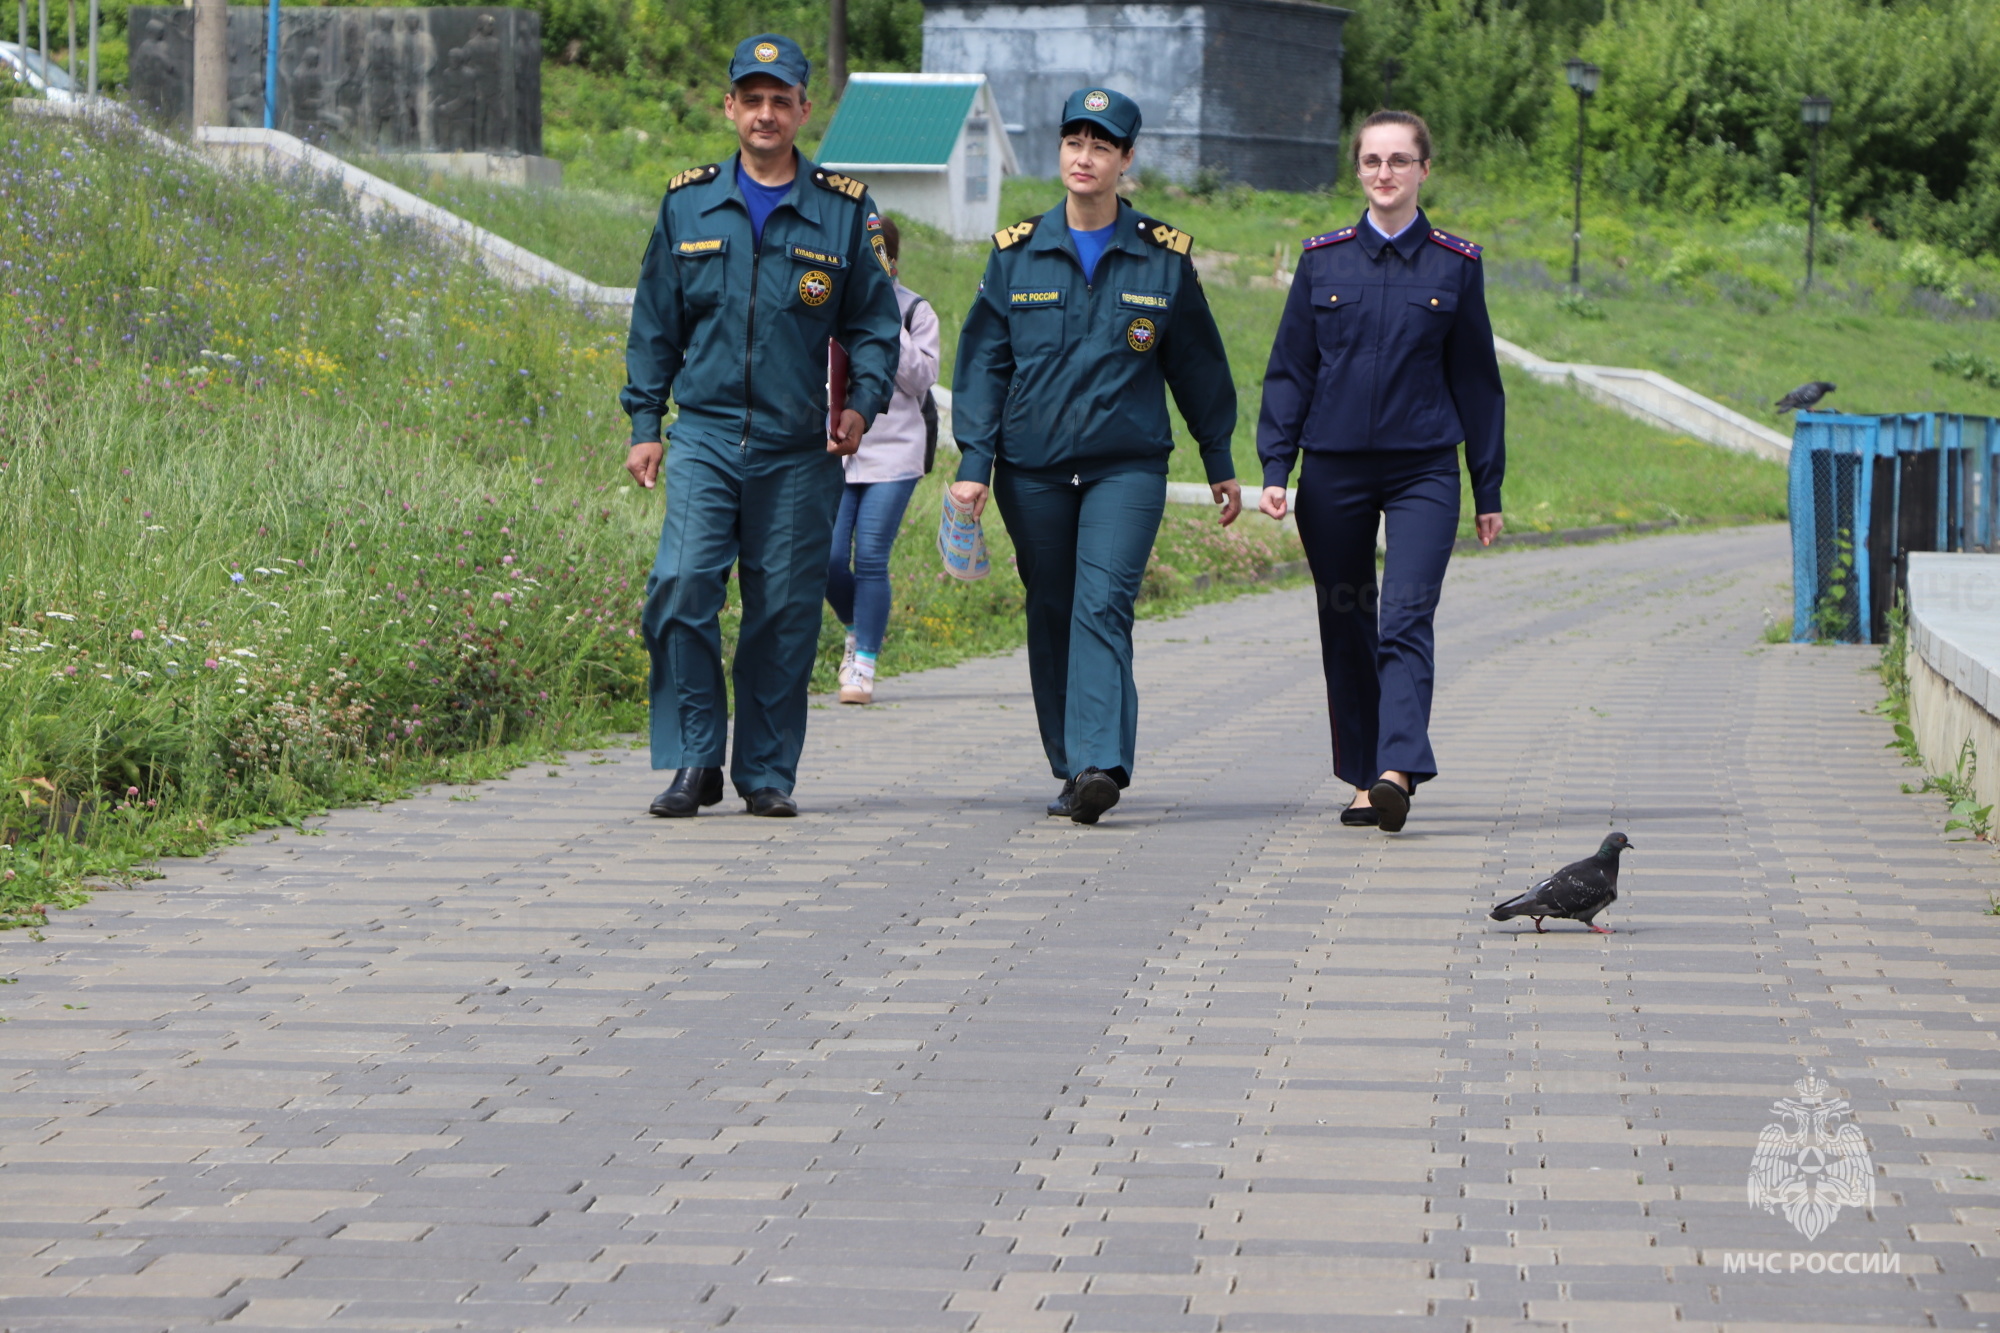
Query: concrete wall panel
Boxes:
[{"xmin": 922, "ymin": 0, "xmax": 1344, "ymax": 188}]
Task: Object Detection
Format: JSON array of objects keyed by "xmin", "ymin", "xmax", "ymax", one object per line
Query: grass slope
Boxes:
[
  {"xmin": 372, "ymin": 166, "xmax": 1790, "ymax": 533},
  {"xmin": 0, "ymin": 108, "xmax": 1312, "ymax": 919}
]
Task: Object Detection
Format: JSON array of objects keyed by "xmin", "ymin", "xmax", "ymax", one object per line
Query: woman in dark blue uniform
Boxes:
[
  {"xmin": 1256, "ymin": 110, "xmax": 1506, "ymax": 833},
  {"xmin": 950, "ymin": 87, "xmax": 1240, "ymax": 826}
]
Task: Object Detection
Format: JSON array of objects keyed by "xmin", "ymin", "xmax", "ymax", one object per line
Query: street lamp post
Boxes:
[
  {"xmin": 1381, "ymin": 58, "xmax": 1402, "ymax": 109},
  {"xmin": 1801, "ymin": 95, "xmax": 1833, "ymax": 292},
  {"xmin": 1565, "ymin": 58, "xmax": 1600, "ymax": 290}
]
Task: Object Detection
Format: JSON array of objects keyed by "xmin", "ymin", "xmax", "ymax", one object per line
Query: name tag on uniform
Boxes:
[
  {"xmin": 787, "ymin": 244, "xmax": 846, "ymax": 268},
  {"xmin": 1010, "ymin": 288, "xmax": 1064, "ymax": 307},
  {"xmin": 677, "ymin": 237, "xmax": 727, "ymax": 256},
  {"xmin": 1118, "ymin": 290, "xmax": 1170, "ymax": 311}
]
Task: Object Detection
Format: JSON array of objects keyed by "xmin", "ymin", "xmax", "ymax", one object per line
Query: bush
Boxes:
[
  {"xmin": 1341, "ymin": 0, "xmax": 1546, "ymax": 159},
  {"xmin": 1341, "ymin": 0, "xmax": 2000, "ymax": 258}
]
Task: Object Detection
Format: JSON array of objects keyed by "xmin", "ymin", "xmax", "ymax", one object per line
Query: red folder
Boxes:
[{"xmin": 827, "ymin": 339, "xmax": 849, "ymax": 436}]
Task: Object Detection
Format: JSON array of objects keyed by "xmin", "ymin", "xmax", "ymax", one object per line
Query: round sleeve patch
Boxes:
[
  {"xmin": 1125, "ymin": 317, "xmax": 1157, "ymax": 352},
  {"xmin": 799, "ymin": 270, "xmax": 833, "ymax": 306}
]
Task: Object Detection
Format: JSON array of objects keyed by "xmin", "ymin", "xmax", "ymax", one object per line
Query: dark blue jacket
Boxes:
[
  {"xmin": 1256, "ymin": 210, "xmax": 1505, "ymax": 513},
  {"xmin": 952, "ymin": 200, "xmax": 1237, "ymax": 486},
  {"xmin": 620, "ymin": 152, "xmax": 902, "ymax": 451}
]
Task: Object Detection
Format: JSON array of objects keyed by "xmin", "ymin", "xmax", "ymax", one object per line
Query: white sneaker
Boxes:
[
  {"xmin": 840, "ymin": 656, "xmax": 875, "ymax": 705},
  {"xmin": 837, "ymin": 632, "xmax": 857, "ymax": 689}
]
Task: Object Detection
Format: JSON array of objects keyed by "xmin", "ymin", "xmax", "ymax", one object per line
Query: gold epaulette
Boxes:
[
  {"xmin": 993, "ymin": 218, "xmax": 1038, "ymax": 250},
  {"xmin": 667, "ymin": 163, "xmax": 719, "ymax": 192},
  {"xmin": 812, "ymin": 168, "xmax": 867, "ymax": 201},
  {"xmin": 1136, "ymin": 218, "xmax": 1194, "ymax": 256}
]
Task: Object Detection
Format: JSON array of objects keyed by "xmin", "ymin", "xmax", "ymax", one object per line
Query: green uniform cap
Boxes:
[
  {"xmin": 1060, "ymin": 86, "xmax": 1142, "ymax": 141},
  {"xmin": 731, "ymin": 33, "xmax": 810, "ymax": 89}
]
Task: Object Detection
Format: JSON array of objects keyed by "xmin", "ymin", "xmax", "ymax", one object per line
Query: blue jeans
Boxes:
[{"xmin": 825, "ymin": 477, "xmax": 919, "ymax": 656}]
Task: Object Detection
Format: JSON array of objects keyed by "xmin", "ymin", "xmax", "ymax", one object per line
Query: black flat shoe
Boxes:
[
  {"xmin": 1340, "ymin": 803, "xmax": 1379, "ymax": 827},
  {"xmin": 649, "ymin": 767, "xmax": 723, "ymax": 818},
  {"xmin": 1368, "ymin": 777, "xmax": 1412, "ymax": 833},
  {"xmin": 1047, "ymin": 776, "xmax": 1078, "ymax": 818},
  {"xmin": 744, "ymin": 788, "xmax": 798, "ymax": 818},
  {"xmin": 1069, "ymin": 768, "xmax": 1121, "ymax": 826}
]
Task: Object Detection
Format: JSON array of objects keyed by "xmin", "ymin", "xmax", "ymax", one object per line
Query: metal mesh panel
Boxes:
[{"xmin": 1790, "ymin": 412, "xmax": 1998, "ymax": 643}]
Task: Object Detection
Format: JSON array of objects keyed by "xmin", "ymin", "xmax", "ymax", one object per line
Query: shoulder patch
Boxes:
[
  {"xmin": 1302, "ymin": 227, "xmax": 1356, "ymax": 251},
  {"xmin": 1427, "ymin": 228, "xmax": 1482, "ymax": 260},
  {"xmin": 667, "ymin": 163, "xmax": 720, "ymax": 193},
  {"xmin": 1136, "ymin": 219, "xmax": 1194, "ymax": 256},
  {"xmin": 993, "ymin": 218, "xmax": 1038, "ymax": 250},
  {"xmin": 812, "ymin": 169, "xmax": 867, "ymax": 201}
]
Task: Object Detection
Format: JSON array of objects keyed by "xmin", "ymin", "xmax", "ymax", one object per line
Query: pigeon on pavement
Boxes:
[
  {"xmin": 1490, "ymin": 832, "xmax": 1633, "ymax": 934},
  {"xmin": 1774, "ymin": 381, "xmax": 1836, "ymax": 413}
]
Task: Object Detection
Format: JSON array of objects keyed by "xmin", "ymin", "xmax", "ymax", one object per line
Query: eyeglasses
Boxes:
[{"xmin": 1358, "ymin": 154, "xmax": 1425, "ymax": 174}]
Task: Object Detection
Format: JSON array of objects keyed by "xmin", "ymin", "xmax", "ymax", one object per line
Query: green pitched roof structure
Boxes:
[{"xmin": 818, "ymin": 76, "xmax": 982, "ymax": 169}]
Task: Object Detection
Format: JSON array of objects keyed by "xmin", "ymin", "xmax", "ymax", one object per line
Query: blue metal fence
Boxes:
[{"xmin": 1790, "ymin": 412, "xmax": 1999, "ymax": 643}]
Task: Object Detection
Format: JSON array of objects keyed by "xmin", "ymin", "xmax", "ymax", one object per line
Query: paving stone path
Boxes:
[{"xmin": 4, "ymin": 524, "xmax": 1999, "ymax": 1332}]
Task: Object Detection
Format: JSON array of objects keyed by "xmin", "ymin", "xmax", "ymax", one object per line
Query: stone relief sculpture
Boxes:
[
  {"xmin": 129, "ymin": 17, "xmax": 184, "ymax": 126},
  {"xmin": 126, "ymin": 6, "xmax": 541, "ymax": 157},
  {"xmin": 401, "ymin": 11, "xmax": 437, "ymax": 147}
]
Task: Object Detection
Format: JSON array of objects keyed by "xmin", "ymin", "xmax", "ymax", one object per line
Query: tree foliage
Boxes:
[{"xmin": 1342, "ymin": 0, "xmax": 2000, "ymax": 256}]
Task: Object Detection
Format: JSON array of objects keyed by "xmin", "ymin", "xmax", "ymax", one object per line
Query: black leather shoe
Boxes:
[
  {"xmin": 744, "ymin": 788, "xmax": 798, "ymax": 818},
  {"xmin": 1047, "ymin": 776, "xmax": 1078, "ymax": 818},
  {"xmin": 649, "ymin": 767, "xmax": 723, "ymax": 818},
  {"xmin": 1340, "ymin": 802, "xmax": 1379, "ymax": 827},
  {"xmin": 1368, "ymin": 777, "xmax": 1412, "ymax": 833},
  {"xmin": 1069, "ymin": 768, "xmax": 1121, "ymax": 826}
]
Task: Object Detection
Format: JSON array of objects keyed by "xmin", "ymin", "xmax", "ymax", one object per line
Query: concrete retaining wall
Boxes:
[
  {"xmin": 1493, "ymin": 335, "xmax": 1792, "ymax": 464},
  {"xmin": 1905, "ymin": 553, "xmax": 2000, "ymax": 822}
]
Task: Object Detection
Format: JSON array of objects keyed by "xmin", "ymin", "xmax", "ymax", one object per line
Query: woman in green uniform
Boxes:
[{"xmin": 949, "ymin": 87, "xmax": 1240, "ymax": 825}]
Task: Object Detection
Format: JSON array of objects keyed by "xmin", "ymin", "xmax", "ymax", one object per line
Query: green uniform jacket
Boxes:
[
  {"xmin": 951, "ymin": 200, "xmax": 1237, "ymax": 486},
  {"xmin": 621, "ymin": 153, "xmax": 902, "ymax": 449}
]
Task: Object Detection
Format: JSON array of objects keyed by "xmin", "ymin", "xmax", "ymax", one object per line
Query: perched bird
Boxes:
[
  {"xmin": 1490, "ymin": 832, "xmax": 1633, "ymax": 934},
  {"xmin": 1774, "ymin": 381, "xmax": 1836, "ymax": 413}
]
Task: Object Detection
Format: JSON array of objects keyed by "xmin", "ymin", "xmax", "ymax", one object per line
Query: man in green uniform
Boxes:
[
  {"xmin": 622, "ymin": 33, "xmax": 901, "ymax": 818},
  {"xmin": 949, "ymin": 87, "xmax": 1239, "ymax": 825}
]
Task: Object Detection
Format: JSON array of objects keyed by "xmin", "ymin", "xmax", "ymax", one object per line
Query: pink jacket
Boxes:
[{"xmin": 844, "ymin": 282, "xmax": 941, "ymax": 484}]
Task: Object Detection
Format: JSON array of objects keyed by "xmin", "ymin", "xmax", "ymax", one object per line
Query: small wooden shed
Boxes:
[{"xmin": 816, "ymin": 73, "xmax": 1018, "ymax": 242}]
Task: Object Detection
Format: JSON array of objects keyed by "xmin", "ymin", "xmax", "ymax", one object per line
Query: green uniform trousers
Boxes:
[
  {"xmin": 641, "ymin": 431, "xmax": 843, "ymax": 796},
  {"xmin": 993, "ymin": 464, "xmax": 1167, "ymax": 783}
]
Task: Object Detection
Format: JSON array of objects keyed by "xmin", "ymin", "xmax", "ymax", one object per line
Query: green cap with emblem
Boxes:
[
  {"xmin": 1060, "ymin": 86, "xmax": 1142, "ymax": 142},
  {"xmin": 730, "ymin": 33, "xmax": 810, "ymax": 88}
]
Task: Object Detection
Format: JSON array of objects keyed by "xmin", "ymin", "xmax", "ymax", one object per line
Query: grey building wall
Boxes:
[{"xmin": 921, "ymin": 0, "xmax": 1346, "ymax": 190}]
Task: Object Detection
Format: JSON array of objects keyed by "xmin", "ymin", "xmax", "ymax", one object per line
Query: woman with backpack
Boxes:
[{"xmin": 828, "ymin": 216, "xmax": 942, "ymax": 705}]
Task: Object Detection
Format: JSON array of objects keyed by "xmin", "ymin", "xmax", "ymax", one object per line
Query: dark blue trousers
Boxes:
[
  {"xmin": 640, "ymin": 431, "xmax": 844, "ymax": 796},
  {"xmin": 1293, "ymin": 447, "xmax": 1460, "ymax": 791}
]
